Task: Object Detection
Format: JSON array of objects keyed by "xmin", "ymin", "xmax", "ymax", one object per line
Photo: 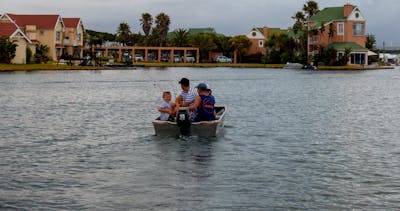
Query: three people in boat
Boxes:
[{"xmin": 157, "ymin": 77, "xmax": 215, "ymax": 122}]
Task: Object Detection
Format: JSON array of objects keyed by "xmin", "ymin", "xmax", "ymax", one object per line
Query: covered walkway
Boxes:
[{"xmin": 92, "ymin": 46, "xmax": 200, "ymax": 63}]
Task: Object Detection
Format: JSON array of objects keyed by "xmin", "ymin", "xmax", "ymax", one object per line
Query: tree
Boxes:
[
  {"xmin": 140, "ymin": 13, "xmax": 153, "ymax": 46},
  {"xmin": 292, "ymin": 11, "xmax": 306, "ymax": 23},
  {"xmin": 34, "ymin": 44, "xmax": 50, "ymax": 63},
  {"xmin": 303, "ymin": 0, "xmax": 319, "ymax": 18},
  {"xmin": 116, "ymin": 22, "xmax": 131, "ymax": 46},
  {"xmin": 366, "ymin": 34, "xmax": 376, "ymax": 50},
  {"xmin": 0, "ymin": 37, "xmax": 18, "ymax": 64},
  {"xmin": 328, "ymin": 23, "xmax": 335, "ymax": 39},
  {"xmin": 264, "ymin": 33, "xmax": 297, "ymax": 64},
  {"xmin": 228, "ymin": 35, "xmax": 252, "ymax": 63},
  {"xmin": 319, "ymin": 21, "xmax": 325, "ymax": 35},
  {"xmin": 155, "ymin": 13, "xmax": 171, "ymax": 47},
  {"xmin": 190, "ymin": 33, "xmax": 217, "ymax": 62},
  {"xmin": 170, "ymin": 29, "xmax": 190, "ymax": 47}
]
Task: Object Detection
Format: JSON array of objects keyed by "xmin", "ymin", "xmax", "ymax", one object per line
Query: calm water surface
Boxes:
[{"xmin": 1, "ymin": 67, "xmax": 400, "ymax": 210}]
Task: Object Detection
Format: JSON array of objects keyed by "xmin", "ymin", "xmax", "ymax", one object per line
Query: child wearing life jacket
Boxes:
[{"xmin": 188, "ymin": 83, "xmax": 216, "ymax": 122}]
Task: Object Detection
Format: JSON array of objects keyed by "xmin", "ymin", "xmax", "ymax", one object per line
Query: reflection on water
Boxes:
[{"xmin": 1, "ymin": 68, "xmax": 400, "ymax": 210}]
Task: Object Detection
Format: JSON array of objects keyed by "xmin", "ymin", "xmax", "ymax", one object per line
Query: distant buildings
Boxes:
[
  {"xmin": 307, "ymin": 3, "xmax": 368, "ymax": 65},
  {"xmin": 246, "ymin": 26, "xmax": 288, "ymax": 56},
  {"xmin": 0, "ymin": 13, "xmax": 84, "ymax": 64}
]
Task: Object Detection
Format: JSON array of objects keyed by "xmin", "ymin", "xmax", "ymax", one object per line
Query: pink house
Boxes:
[{"xmin": 307, "ymin": 4, "xmax": 368, "ymax": 65}]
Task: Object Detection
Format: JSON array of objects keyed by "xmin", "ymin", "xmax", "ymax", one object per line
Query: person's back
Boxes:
[{"xmin": 195, "ymin": 83, "xmax": 215, "ymax": 122}]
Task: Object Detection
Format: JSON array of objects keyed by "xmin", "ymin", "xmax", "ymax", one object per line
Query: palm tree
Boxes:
[
  {"xmin": 292, "ymin": 11, "xmax": 306, "ymax": 23},
  {"xmin": 0, "ymin": 37, "xmax": 18, "ymax": 63},
  {"xmin": 303, "ymin": 0, "xmax": 319, "ymax": 18},
  {"xmin": 170, "ymin": 29, "xmax": 190, "ymax": 47},
  {"xmin": 116, "ymin": 22, "xmax": 131, "ymax": 46},
  {"xmin": 155, "ymin": 13, "xmax": 171, "ymax": 47},
  {"xmin": 140, "ymin": 13, "xmax": 153, "ymax": 46}
]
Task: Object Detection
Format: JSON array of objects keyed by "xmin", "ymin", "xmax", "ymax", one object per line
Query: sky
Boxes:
[{"xmin": 1, "ymin": 0, "xmax": 399, "ymax": 48}]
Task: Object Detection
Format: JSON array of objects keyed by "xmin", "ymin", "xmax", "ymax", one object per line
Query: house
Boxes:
[
  {"xmin": 307, "ymin": 3, "xmax": 368, "ymax": 65},
  {"xmin": 246, "ymin": 26, "xmax": 288, "ymax": 56},
  {"xmin": 6, "ymin": 13, "xmax": 65, "ymax": 61},
  {"xmin": 0, "ymin": 18, "xmax": 35, "ymax": 64},
  {"xmin": 62, "ymin": 18, "xmax": 84, "ymax": 58}
]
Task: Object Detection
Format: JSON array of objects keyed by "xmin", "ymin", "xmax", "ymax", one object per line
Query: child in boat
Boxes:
[
  {"xmin": 188, "ymin": 83, "xmax": 216, "ymax": 122},
  {"xmin": 158, "ymin": 91, "xmax": 176, "ymax": 121}
]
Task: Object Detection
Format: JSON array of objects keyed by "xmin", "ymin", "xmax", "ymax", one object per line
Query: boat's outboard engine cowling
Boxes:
[{"xmin": 176, "ymin": 107, "xmax": 191, "ymax": 135}]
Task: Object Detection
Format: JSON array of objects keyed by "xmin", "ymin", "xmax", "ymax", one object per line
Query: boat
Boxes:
[
  {"xmin": 284, "ymin": 62, "xmax": 304, "ymax": 69},
  {"xmin": 152, "ymin": 106, "xmax": 226, "ymax": 137}
]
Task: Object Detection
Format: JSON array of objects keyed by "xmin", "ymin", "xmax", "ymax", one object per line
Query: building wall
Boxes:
[
  {"xmin": 11, "ymin": 37, "xmax": 28, "ymax": 64},
  {"xmin": 64, "ymin": 21, "xmax": 84, "ymax": 57}
]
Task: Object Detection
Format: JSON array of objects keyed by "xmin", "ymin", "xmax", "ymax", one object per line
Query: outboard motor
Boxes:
[{"xmin": 176, "ymin": 107, "xmax": 191, "ymax": 135}]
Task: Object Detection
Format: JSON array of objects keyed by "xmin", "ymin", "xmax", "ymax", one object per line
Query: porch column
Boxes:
[
  {"xmin": 145, "ymin": 48, "xmax": 148, "ymax": 62},
  {"xmin": 170, "ymin": 49, "xmax": 174, "ymax": 63},
  {"xmin": 234, "ymin": 50, "xmax": 237, "ymax": 64},
  {"xmin": 158, "ymin": 49, "xmax": 161, "ymax": 62},
  {"xmin": 118, "ymin": 48, "xmax": 122, "ymax": 62},
  {"xmin": 196, "ymin": 49, "xmax": 200, "ymax": 63},
  {"xmin": 132, "ymin": 48, "xmax": 135, "ymax": 63},
  {"xmin": 183, "ymin": 49, "xmax": 187, "ymax": 63}
]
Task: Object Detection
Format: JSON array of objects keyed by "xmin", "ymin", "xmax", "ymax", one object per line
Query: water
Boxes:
[{"xmin": 1, "ymin": 67, "xmax": 400, "ymax": 210}]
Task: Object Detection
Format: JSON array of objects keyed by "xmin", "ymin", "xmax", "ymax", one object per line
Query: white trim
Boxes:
[
  {"xmin": 10, "ymin": 29, "xmax": 32, "ymax": 44},
  {"xmin": 337, "ymin": 22, "xmax": 344, "ymax": 36},
  {"xmin": 347, "ymin": 7, "xmax": 366, "ymax": 21}
]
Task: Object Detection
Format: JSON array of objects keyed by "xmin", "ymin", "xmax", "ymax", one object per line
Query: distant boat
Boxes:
[
  {"xmin": 284, "ymin": 62, "xmax": 304, "ymax": 69},
  {"xmin": 152, "ymin": 106, "xmax": 226, "ymax": 137}
]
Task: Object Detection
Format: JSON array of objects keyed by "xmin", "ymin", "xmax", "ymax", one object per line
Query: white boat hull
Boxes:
[{"xmin": 152, "ymin": 106, "xmax": 226, "ymax": 137}]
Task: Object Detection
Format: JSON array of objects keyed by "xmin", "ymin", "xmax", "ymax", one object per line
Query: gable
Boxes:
[
  {"xmin": 347, "ymin": 8, "xmax": 366, "ymax": 21},
  {"xmin": 246, "ymin": 29, "xmax": 265, "ymax": 39}
]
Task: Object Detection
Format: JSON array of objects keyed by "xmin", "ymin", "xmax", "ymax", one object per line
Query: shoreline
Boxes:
[{"xmin": 0, "ymin": 63, "xmax": 395, "ymax": 72}]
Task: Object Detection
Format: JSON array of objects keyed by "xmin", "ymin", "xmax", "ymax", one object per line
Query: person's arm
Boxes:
[
  {"xmin": 158, "ymin": 107, "xmax": 172, "ymax": 115},
  {"xmin": 188, "ymin": 96, "xmax": 201, "ymax": 111}
]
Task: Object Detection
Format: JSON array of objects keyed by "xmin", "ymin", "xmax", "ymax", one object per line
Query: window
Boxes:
[
  {"xmin": 252, "ymin": 32, "xmax": 257, "ymax": 37},
  {"xmin": 259, "ymin": 40, "xmax": 264, "ymax": 47},
  {"xmin": 40, "ymin": 31, "xmax": 44, "ymax": 36},
  {"xmin": 77, "ymin": 33, "xmax": 81, "ymax": 42},
  {"xmin": 338, "ymin": 52, "xmax": 344, "ymax": 60},
  {"xmin": 56, "ymin": 31, "xmax": 61, "ymax": 41},
  {"xmin": 337, "ymin": 23, "xmax": 344, "ymax": 35},
  {"xmin": 350, "ymin": 53, "xmax": 366, "ymax": 64},
  {"xmin": 353, "ymin": 23, "xmax": 364, "ymax": 35}
]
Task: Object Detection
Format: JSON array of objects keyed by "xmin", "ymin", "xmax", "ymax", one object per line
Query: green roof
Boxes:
[
  {"xmin": 327, "ymin": 42, "xmax": 367, "ymax": 51},
  {"xmin": 267, "ymin": 28, "xmax": 288, "ymax": 39},
  {"xmin": 309, "ymin": 7, "xmax": 346, "ymax": 22},
  {"xmin": 188, "ymin": 28, "xmax": 216, "ymax": 35}
]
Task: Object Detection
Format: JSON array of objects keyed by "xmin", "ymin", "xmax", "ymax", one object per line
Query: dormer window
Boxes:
[{"xmin": 355, "ymin": 12, "xmax": 360, "ymax": 18}]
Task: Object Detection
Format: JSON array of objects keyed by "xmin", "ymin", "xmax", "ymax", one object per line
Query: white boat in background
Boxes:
[
  {"xmin": 152, "ymin": 106, "xmax": 226, "ymax": 137},
  {"xmin": 284, "ymin": 62, "xmax": 304, "ymax": 69}
]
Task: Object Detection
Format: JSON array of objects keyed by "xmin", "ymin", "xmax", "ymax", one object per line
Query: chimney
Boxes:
[
  {"xmin": 343, "ymin": 3, "xmax": 354, "ymax": 17},
  {"xmin": 262, "ymin": 26, "xmax": 268, "ymax": 38}
]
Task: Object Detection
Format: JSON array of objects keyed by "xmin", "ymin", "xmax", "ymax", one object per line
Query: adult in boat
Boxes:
[
  {"xmin": 175, "ymin": 77, "xmax": 198, "ymax": 121},
  {"xmin": 188, "ymin": 83, "xmax": 216, "ymax": 122}
]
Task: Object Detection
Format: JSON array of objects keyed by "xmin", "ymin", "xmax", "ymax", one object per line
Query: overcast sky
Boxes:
[{"xmin": 2, "ymin": 0, "xmax": 399, "ymax": 47}]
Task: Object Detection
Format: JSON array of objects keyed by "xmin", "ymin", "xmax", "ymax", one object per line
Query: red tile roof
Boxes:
[
  {"xmin": 62, "ymin": 18, "xmax": 80, "ymax": 28},
  {"xmin": 0, "ymin": 22, "xmax": 18, "ymax": 37},
  {"xmin": 7, "ymin": 13, "xmax": 60, "ymax": 29}
]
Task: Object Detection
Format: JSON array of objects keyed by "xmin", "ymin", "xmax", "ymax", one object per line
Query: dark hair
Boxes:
[{"xmin": 179, "ymin": 77, "xmax": 190, "ymax": 86}]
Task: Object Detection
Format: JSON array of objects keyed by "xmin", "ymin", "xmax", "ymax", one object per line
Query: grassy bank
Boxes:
[
  {"xmin": 0, "ymin": 63, "xmax": 103, "ymax": 71},
  {"xmin": 130, "ymin": 62, "xmax": 285, "ymax": 68},
  {"xmin": 1, "ymin": 63, "xmax": 393, "ymax": 71},
  {"xmin": 318, "ymin": 65, "xmax": 395, "ymax": 70}
]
